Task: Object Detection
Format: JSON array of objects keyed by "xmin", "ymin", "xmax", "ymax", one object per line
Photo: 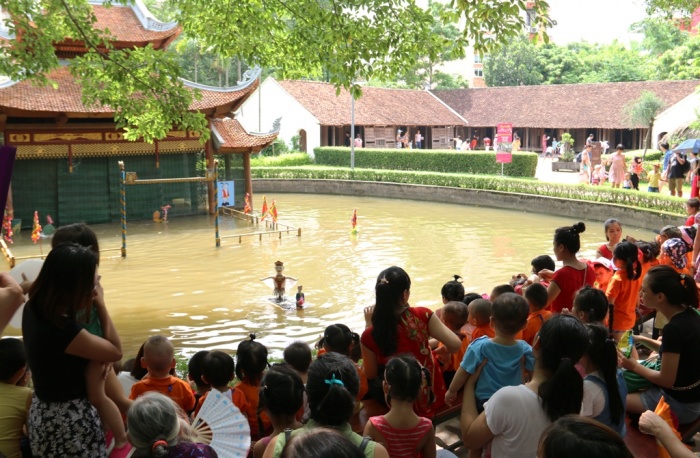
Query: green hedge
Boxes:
[
  {"xmin": 252, "ymin": 166, "xmax": 686, "ymax": 215},
  {"xmin": 313, "ymin": 147, "xmax": 538, "ymax": 177},
  {"xmin": 251, "ymin": 152, "xmax": 312, "ymax": 167}
]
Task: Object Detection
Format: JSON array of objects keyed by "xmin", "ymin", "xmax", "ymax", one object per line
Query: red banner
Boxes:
[
  {"xmin": 496, "ymin": 153, "xmax": 512, "ymax": 163},
  {"xmin": 497, "ymin": 123, "xmax": 513, "ymax": 144}
]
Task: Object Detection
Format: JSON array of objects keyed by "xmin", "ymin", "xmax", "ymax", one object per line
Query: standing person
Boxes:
[
  {"xmin": 629, "ymin": 157, "xmax": 644, "ymax": 191},
  {"xmin": 606, "ymin": 241, "xmax": 642, "ymax": 342},
  {"xmin": 542, "ymin": 134, "xmax": 550, "ymax": 156},
  {"xmin": 620, "ymin": 266, "xmax": 700, "ymax": 424},
  {"xmin": 586, "ymin": 134, "xmax": 594, "ymax": 146},
  {"xmin": 415, "ymin": 130, "xmax": 423, "ymax": 150},
  {"xmin": 667, "ymin": 146, "xmax": 689, "ymax": 197},
  {"xmin": 344, "ymin": 132, "xmax": 351, "ymax": 147},
  {"xmin": 23, "ymin": 244, "xmax": 123, "ymax": 457},
  {"xmin": 361, "ymin": 266, "xmax": 461, "ymax": 416},
  {"xmin": 470, "ymin": 135, "xmax": 478, "ymax": 151},
  {"xmin": 538, "ymin": 222, "xmax": 595, "ymax": 313},
  {"xmin": 459, "ymin": 314, "xmax": 590, "ymax": 457},
  {"xmin": 396, "ymin": 130, "xmax": 403, "ymax": 149},
  {"xmin": 551, "ymin": 137, "xmax": 558, "ymax": 155},
  {"xmin": 580, "ymin": 144, "xmax": 592, "ymax": 183},
  {"xmin": 689, "ymin": 151, "xmax": 699, "ymax": 198},
  {"xmin": 354, "ymin": 133, "xmax": 363, "ymax": 148},
  {"xmin": 512, "ymin": 134, "xmax": 521, "ymax": 152},
  {"xmin": 648, "ymin": 162, "xmax": 661, "ymax": 192},
  {"xmin": 596, "ymin": 218, "xmax": 623, "ymax": 260},
  {"xmin": 363, "ymin": 355, "xmax": 437, "ymax": 458},
  {"xmin": 454, "ymin": 136, "xmax": 462, "ymax": 150},
  {"xmin": 483, "ymin": 136, "xmax": 491, "ymax": 151},
  {"xmin": 606, "ymin": 144, "xmax": 627, "ymax": 189}
]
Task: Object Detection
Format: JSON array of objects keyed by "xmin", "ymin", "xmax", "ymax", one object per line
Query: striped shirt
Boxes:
[{"xmin": 369, "ymin": 415, "xmax": 432, "ymax": 457}]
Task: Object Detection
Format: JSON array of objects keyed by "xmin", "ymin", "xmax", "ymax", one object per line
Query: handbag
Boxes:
[{"xmin": 623, "ymin": 355, "xmax": 661, "ymax": 393}]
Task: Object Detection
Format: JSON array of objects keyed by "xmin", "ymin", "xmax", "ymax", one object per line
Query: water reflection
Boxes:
[{"xmin": 2, "ymin": 194, "xmax": 656, "ymax": 358}]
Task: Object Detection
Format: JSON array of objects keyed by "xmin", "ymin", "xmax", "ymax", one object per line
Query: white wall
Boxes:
[
  {"xmin": 236, "ymin": 77, "xmax": 321, "ymax": 155},
  {"xmin": 653, "ymin": 91, "xmax": 700, "ymax": 144}
]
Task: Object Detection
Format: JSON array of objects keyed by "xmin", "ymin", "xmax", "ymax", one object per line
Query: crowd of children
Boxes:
[{"xmin": 4, "ymin": 215, "xmax": 700, "ymax": 458}]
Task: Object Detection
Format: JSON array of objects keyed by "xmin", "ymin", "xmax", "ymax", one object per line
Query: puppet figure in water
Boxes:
[
  {"xmin": 296, "ymin": 286, "xmax": 305, "ymax": 309},
  {"xmin": 261, "ymin": 260, "xmax": 297, "ymax": 302}
]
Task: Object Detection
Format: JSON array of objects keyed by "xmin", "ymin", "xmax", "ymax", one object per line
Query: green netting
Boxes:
[
  {"xmin": 12, "ymin": 159, "xmax": 59, "ymax": 229},
  {"xmin": 12, "ymin": 151, "xmax": 213, "ymax": 228}
]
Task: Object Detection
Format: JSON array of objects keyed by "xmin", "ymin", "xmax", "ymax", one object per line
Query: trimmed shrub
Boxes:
[
  {"xmin": 251, "ymin": 152, "xmax": 312, "ymax": 167},
  {"xmin": 251, "ymin": 166, "xmax": 686, "ymax": 215},
  {"xmin": 313, "ymin": 147, "xmax": 538, "ymax": 177}
]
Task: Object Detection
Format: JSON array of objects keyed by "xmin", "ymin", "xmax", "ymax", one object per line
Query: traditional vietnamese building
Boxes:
[
  {"xmin": 236, "ymin": 77, "xmax": 467, "ymax": 153},
  {"xmin": 432, "ymin": 80, "xmax": 700, "ymax": 152},
  {"xmin": 1, "ymin": 0, "xmax": 277, "ymax": 228}
]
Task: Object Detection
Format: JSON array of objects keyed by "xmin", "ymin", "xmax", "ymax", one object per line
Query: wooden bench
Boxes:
[{"xmin": 624, "ymin": 416, "xmax": 659, "ymax": 458}]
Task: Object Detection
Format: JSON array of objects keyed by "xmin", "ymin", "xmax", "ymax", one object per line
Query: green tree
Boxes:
[
  {"xmin": 624, "ymin": 91, "xmax": 666, "ymax": 154},
  {"xmin": 1, "ymin": 0, "xmax": 551, "ymax": 141},
  {"xmin": 536, "ymin": 43, "xmax": 584, "ymax": 84},
  {"xmin": 579, "ymin": 42, "xmax": 653, "ymax": 83},
  {"xmin": 656, "ymin": 34, "xmax": 700, "ymax": 80},
  {"xmin": 432, "ymin": 71, "xmax": 469, "ymax": 89},
  {"xmin": 484, "ymin": 35, "xmax": 543, "ymax": 87},
  {"xmin": 630, "ymin": 17, "xmax": 689, "ymax": 55}
]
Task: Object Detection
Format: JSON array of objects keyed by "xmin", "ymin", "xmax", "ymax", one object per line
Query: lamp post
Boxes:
[{"xmin": 350, "ymin": 93, "xmax": 355, "ymax": 170}]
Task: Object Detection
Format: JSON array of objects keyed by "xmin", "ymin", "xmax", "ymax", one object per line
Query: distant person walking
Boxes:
[
  {"xmin": 344, "ymin": 132, "xmax": 351, "ymax": 147},
  {"xmin": 483, "ymin": 137, "xmax": 491, "ymax": 151},
  {"xmin": 454, "ymin": 136, "xmax": 463, "ymax": 150},
  {"xmin": 396, "ymin": 130, "xmax": 403, "ymax": 149},
  {"xmin": 606, "ymin": 144, "xmax": 627, "ymax": 189},
  {"xmin": 580, "ymin": 144, "xmax": 592, "ymax": 183},
  {"xmin": 415, "ymin": 130, "xmax": 423, "ymax": 149},
  {"xmin": 667, "ymin": 146, "xmax": 689, "ymax": 197},
  {"xmin": 354, "ymin": 133, "xmax": 363, "ymax": 148},
  {"xmin": 512, "ymin": 134, "xmax": 521, "ymax": 152},
  {"xmin": 586, "ymin": 134, "xmax": 594, "ymax": 146},
  {"xmin": 542, "ymin": 134, "xmax": 550, "ymax": 156}
]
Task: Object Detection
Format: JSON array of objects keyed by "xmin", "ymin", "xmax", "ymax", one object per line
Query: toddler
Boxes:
[
  {"xmin": 252, "ymin": 364, "xmax": 304, "ymax": 458},
  {"xmin": 467, "ymin": 299, "xmax": 495, "ymax": 341},
  {"xmin": 685, "ymin": 198, "xmax": 700, "ymax": 226},
  {"xmin": 592, "ymin": 257, "xmax": 614, "ymax": 292},
  {"xmin": 129, "ymin": 335, "xmax": 195, "ymax": 413},
  {"xmin": 622, "ymin": 172, "xmax": 632, "ymax": 189},
  {"xmin": 0, "ymin": 338, "xmax": 32, "ymax": 458},
  {"xmin": 490, "ymin": 284, "xmax": 515, "ymax": 301},
  {"xmin": 364, "ymin": 355, "xmax": 436, "ymax": 458},
  {"xmin": 192, "ymin": 350, "xmax": 234, "ymax": 416},
  {"xmin": 522, "ymin": 283, "xmax": 551, "ymax": 346},
  {"xmin": 318, "ymin": 324, "xmax": 367, "ymax": 401},
  {"xmin": 647, "ymin": 162, "xmax": 661, "ymax": 192},
  {"xmin": 283, "ymin": 341, "xmax": 312, "ymax": 384},
  {"xmin": 187, "ymin": 350, "xmax": 211, "ymax": 415},
  {"xmin": 434, "ymin": 301, "xmax": 469, "ymax": 387},
  {"xmin": 571, "ymin": 286, "xmax": 610, "ymax": 327},
  {"xmin": 234, "ymin": 334, "xmax": 272, "ymax": 439}
]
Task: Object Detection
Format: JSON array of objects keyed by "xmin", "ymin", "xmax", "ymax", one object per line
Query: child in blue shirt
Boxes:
[{"xmin": 444, "ymin": 292, "xmax": 534, "ymax": 409}]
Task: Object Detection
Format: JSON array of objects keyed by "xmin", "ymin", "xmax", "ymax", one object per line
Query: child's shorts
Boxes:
[{"xmin": 648, "ymin": 187, "xmax": 660, "ymax": 193}]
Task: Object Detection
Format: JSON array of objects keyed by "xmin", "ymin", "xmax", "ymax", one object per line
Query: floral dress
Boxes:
[{"xmin": 361, "ymin": 307, "xmax": 445, "ymax": 416}]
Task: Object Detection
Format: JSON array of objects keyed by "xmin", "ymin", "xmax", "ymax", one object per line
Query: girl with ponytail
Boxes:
[
  {"xmin": 361, "ymin": 267, "xmax": 460, "ymax": 416},
  {"xmin": 620, "ymin": 265, "xmax": 700, "ymax": 424},
  {"xmin": 460, "ymin": 314, "xmax": 589, "ymax": 457},
  {"xmin": 606, "ymin": 240, "xmax": 642, "ymax": 341},
  {"xmin": 539, "ymin": 222, "xmax": 595, "ymax": 313},
  {"xmin": 364, "ymin": 355, "xmax": 437, "ymax": 458},
  {"xmin": 581, "ymin": 324, "xmax": 627, "ymax": 436}
]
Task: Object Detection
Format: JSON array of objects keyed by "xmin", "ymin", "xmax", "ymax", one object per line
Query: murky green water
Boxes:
[{"xmin": 2, "ymin": 193, "xmax": 656, "ymax": 358}]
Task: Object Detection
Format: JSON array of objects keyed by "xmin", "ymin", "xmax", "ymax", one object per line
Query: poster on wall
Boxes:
[{"xmin": 218, "ymin": 181, "xmax": 234, "ymax": 207}]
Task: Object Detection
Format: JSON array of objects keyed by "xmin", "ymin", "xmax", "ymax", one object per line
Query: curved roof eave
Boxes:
[{"xmin": 180, "ymin": 67, "xmax": 262, "ymax": 93}]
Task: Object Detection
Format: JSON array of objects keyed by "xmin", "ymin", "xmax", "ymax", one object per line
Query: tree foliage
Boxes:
[
  {"xmin": 484, "ymin": 35, "xmax": 543, "ymax": 87},
  {"xmin": 656, "ymin": 34, "xmax": 700, "ymax": 80},
  {"xmin": 1, "ymin": 0, "xmax": 551, "ymax": 141},
  {"xmin": 624, "ymin": 91, "xmax": 666, "ymax": 150},
  {"xmin": 630, "ymin": 17, "xmax": 689, "ymax": 55}
]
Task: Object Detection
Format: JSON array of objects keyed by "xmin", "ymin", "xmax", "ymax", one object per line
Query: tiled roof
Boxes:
[
  {"xmin": 90, "ymin": 4, "xmax": 179, "ymax": 43},
  {"xmin": 432, "ymin": 80, "xmax": 700, "ymax": 129},
  {"xmin": 276, "ymin": 80, "xmax": 466, "ymax": 126},
  {"xmin": 0, "ymin": 66, "xmax": 258, "ymax": 115},
  {"xmin": 210, "ymin": 118, "xmax": 278, "ymax": 150}
]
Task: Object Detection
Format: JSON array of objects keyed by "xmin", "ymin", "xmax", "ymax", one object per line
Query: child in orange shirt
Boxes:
[
  {"xmin": 233, "ymin": 335, "xmax": 271, "ymax": 440},
  {"xmin": 606, "ymin": 241, "xmax": 642, "ymax": 342},
  {"xmin": 522, "ymin": 283, "xmax": 551, "ymax": 346},
  {"xmin": 192, "ymin": 350, "xmax": 235, "ymax": 417},
  {"xmin": 468, "ymin": 299, "xmax": 495, "ymax": 341},
  {"xmin": 129, "ymin": 335, "xmax": 195, "ymax": 413},
  {"xmin": 433, "ymin": 301, "xmax": 469, "ymax": 387}
]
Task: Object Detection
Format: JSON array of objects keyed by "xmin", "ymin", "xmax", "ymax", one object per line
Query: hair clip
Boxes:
[
  {"xmin": 379, "ymin": 277, "xmax": 389, "ymax": 285},
  {"xmin": 152, "ymin": 440, "xmax": 168, "ymax": 451},
  {"xmin": 324, "ymin": 374, "xmax": 345, "ymax": 387}
]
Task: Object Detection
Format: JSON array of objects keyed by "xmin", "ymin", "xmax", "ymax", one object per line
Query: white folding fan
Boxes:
[{"xmin": 191, "ymin": 391, "xmax": 251, "ymax": 458}]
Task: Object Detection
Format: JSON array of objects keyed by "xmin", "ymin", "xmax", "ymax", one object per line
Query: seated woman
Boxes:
[
  {"xmin": 619, "ymin": 265, "xmax": 700, "ymax": 424},
  {"xmin": 460, "ymin": 314, "xmax": 590, "ymax": 457},
  {"xmin": 360, "ymin": 267, "xmax": 460, "ymax": 416}
]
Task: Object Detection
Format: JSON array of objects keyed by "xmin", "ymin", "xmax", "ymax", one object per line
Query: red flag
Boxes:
[
  {"xmin": 260, "ymin": 196, "xmax": 268, "ymax": 221},
  {"xmin": 31, "ymin": 211, "xmax": 42, "ymax": 244},
  {"xmin": 269, "ymin": 200, "xmax": 278, "ymax": 223},
  {"xmin": 244, "ymin": 193, "xmax": 251, "ymax": 214}
]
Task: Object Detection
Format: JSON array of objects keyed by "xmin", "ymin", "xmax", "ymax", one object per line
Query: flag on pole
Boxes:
[
  {"xmin": 269, "ymin": 200, "xmax": 278, "ymax": 223},
  {"xmin": 244, "ymin": 193, "xmax": 251, "ymax": 214},
  {"xmin": 260, "ymin": 196, "xmax": 268, "ymax": 221},
  {"xmin": 31, "ymin": 211, "xmax": 42, "ymax": 244}
]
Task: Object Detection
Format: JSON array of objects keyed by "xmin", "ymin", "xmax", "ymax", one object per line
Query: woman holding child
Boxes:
[
  {"xmin": 460, "ymin": 314, "xmax": 590, "ymax": 457},
  {"xmin": 22, "ymin": 244, "xmax": 123, "ymax": 456},
  {"xmin": 361, "ymin": 266, "xmax": 461, "ymax": 416}
]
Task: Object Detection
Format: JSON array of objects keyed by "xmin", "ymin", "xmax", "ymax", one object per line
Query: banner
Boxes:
[{"xmin": 497, "ymin": 123, "xmax": 513, "ymax": 144}]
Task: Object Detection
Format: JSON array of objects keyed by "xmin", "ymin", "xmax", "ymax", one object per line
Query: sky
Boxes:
[{"xmin": 541, "ymin": 0, "xmax": 648, "ymax": 45}]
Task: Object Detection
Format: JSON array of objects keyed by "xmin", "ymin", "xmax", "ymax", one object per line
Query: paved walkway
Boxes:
[{"xmin": 535, "ymin": 157, "xmax": 581, "ymax": 184}]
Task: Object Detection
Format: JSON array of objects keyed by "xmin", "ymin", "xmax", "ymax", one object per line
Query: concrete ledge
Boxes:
[{"xmin": 253, "ymin": 179, "xmax": 684, "ymax": 231}]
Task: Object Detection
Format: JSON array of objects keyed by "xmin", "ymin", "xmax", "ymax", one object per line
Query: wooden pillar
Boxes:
[
  {"xmin": 244, "ymin": 150, "xmax": 253, "ymax": 210},
  {"xmin": 224, "ymin": 154, "xmax": 232, "ymax": 180},
  {"xmin": 206, "ymin": 139, "xmax": 216, "ymax": 215}
]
